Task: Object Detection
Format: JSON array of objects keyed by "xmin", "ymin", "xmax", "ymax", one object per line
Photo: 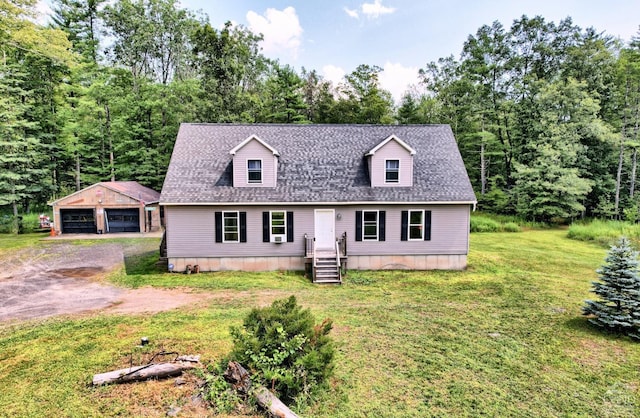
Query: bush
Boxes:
[
  {"xmin": 470, "ymin": 216, "xmax": 500, "ymax": 233},
  {"xmin": 201, "ymin": 371, "xmax": 247, "ymax": 414},
  {"xmin": 227, "ymin": 296, "xmax": 334, "ymax": 407},
  {"xmin": 0, "ymin": 213, "xmax": 48, "ymax": 234}
]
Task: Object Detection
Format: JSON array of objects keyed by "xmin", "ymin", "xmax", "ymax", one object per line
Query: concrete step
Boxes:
[{"xmin": 314, "ymin": 278, "xmax": 342, "ymax": 284}]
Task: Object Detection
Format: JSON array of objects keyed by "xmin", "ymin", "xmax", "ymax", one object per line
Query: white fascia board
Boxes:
[
  {"xmin": 365, "ymin": 134, "xmax": 417, "ymax": 156},
  {"xmin": 160, "ymin": 200, "xmax": 477, "ymax": 206},
  {"xmin": 229, "ymin": 135, "xmax": 280, "ymax": 156}
]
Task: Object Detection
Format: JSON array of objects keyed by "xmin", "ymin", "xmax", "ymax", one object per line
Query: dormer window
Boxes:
[
  {"xmin": 366, "ymin": 135, "xmax": 416, "ymax": 187},
  {"xmin": 248, "ymin": 160, "xmax": 262, "ymax": 183},
  {"xmin": 230, "ymin": 135, "xmax": 278, "ymax": 188},
  {"xmin": 385, "ymin": 160, "xmax": 399, "ymax": 183}
]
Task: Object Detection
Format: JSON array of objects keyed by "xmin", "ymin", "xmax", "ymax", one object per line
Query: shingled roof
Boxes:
[
  {"xmin": 101, "ymin": 181, "xmax": 160, "ymax": 204},
  {"xmin": 160, "ymin": 124, "xmax": 476, "ymax": 204},
  {"xmin": 50, "ymin": 181, "xmax": 160, "ymax": 205}
]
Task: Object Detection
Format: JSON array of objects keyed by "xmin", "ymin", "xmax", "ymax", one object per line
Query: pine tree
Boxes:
[
  {"xmin": 583, "ymin": 237, "xmax": 640, "ymax": 339},
  {"xmin": 0, "ymin": 62, "xmax": 44, "ymax": 222}
]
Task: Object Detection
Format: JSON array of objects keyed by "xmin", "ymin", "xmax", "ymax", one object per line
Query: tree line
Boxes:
[{"xmin": 1, "ymin": 0, "xmax": 639, "ymax": 223}]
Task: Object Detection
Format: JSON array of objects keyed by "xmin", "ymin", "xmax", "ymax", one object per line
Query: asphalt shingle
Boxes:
[{"xmin": 160, "ymin": 124, "xmax": 477, "ymax": 204}]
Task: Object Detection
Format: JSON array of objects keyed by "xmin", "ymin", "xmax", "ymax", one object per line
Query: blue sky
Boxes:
[
  {"xmin": 39, "ymin": 0, "xmax": 640, "ymax": 102},
  {"xmin": 178, "ymin": 0, "xmax": 640, "ymax": 102}
]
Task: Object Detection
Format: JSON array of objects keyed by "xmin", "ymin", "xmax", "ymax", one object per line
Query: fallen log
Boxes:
[
  {"xmin": 92, "ymin": 362, "xmax": 196, "ymax": 386},
  {"xmin": 223, "ymin": 361, "xmax": 299, "ymax": 418}
]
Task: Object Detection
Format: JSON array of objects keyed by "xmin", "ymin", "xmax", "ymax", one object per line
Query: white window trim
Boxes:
[
  {"xmin": 270, "ymin": 210, "xmax": 287, "ymax": 243},
  {"xmin": 222, "ymin": 211, "xmax": 240, "ymax": 243},
  {"xmin": 385, "ymin": 159, "xmax": 400, "ymax": 184},
  {"xmin": 408, "ymin": 209, "xmax": 424, "ymax": 241},
  {"xmin": 247, "ymin": 159, "xmax": 263, "ymax": 184},
  {"xmin": 362, "ymin": 210, "xmax": 379, "ymax": 241}
]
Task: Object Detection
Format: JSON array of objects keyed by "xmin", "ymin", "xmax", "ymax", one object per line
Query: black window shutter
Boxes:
[
  {"xmin": 424, "ymin": 210, "xmax": 431, "ymax": 241},
  {"xmin": 240, "ymin": 212, "xmax": 247, "ymax": 242},
  {"xmin": 215, "ymin": 212, "xmax": 222, "ymax": 243},
  {"xmin": 286, "ymin": 211, "xmax": 294, "ymax": 242},
  {"xmin": 379, "ymin": 211, "xmax": 386, "ymax": 241},
  {"xmin": 355, "ymin": 211, "xmax": 362, "ymax": 241},
  {"xmin": 262, "ymin": 212, "xmax": 270, "ymax": 242},
  {"xmin": 401, "ymin": 211, "xmax": 408, "ymax": 241}
]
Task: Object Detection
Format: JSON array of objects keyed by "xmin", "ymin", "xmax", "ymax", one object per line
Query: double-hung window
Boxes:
[
  {"xmin": 363, "ymin": 211, "xmax": 378, "ymax": 240},
  {"xmin": 355, "ymin": 210, "xmax": 385, "ymax": 241},
  {"xmin": 270, "ymin": 211, "xmax": 286, "ymax": 241},
  {"xmin": 262, "ymin": 211, "xmax": 293, "ymax": 243},
  {"xmin": 247, "ymin": 159, "xmax": 262, "ymax": 183},
  {"xmin": 385, "ymin": 159, "xmax": 399, "ymax": 183},
  {"xmin": 401, "ymin": 210, "xmax": 431, "ymax": 241},
  {"xmin": 223, "ymin": 211, "xmax": 239, "ymax": 242},
  {"xmin": 408, "ymin": 210, "xmax": 424, "ymax": 240}
]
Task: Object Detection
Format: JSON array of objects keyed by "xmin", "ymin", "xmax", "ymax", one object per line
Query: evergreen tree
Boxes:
[
  {"xmin": 583, "ymin": 237, "xmax": 640, "ymax": 339},
  {"xmin": 227, "ymin": 296, "xmax": 334, "ymax": 405},
  {"xmin": 51, "ymin": 0, "xmax": 105, "ymax": 64},
  {"xmin": 260, "ymin": 63, "xmax": 308, "ymax": 123},
  {"xmin": 0, "ymin": 63, "xmax": 44, "ymax": 220}
]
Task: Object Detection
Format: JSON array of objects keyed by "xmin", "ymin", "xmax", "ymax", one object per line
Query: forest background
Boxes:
[{"xmin": 2, "ymin": 0, "xmax": 640, "ymax": 224}]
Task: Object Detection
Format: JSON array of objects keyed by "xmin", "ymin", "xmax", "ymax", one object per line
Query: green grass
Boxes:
[
  {"xmin": 0, "ymin": 232, "xmax": 49, "ymax": 254},
  {"xmin": 2, "ymin": 230, "xmax": 640, "ymax": 417},
  {"xmin": 568, "ymin": 219, "xmax": 640, "ymax": 247}
]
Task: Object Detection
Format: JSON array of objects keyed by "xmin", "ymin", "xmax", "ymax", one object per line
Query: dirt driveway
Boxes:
[{"xmin": 0, "ymin": 238, "xmax": 211, "ymax": 322}]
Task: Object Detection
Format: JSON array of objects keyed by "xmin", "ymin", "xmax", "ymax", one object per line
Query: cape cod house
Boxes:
[{"xmin": 160, "ymin": 124, "xmax": 476, "ymax": 283}]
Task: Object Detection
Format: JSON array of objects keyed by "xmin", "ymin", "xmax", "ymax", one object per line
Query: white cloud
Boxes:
[
  {"xmin": 322, "ymin": 65, "xmax": 346, "ymax": 87},
  {"xmin": 247, "ymin": 7, "xmax": 303, "ymax": 60},
  {"xmin": 361, "ymin": 0, "xmax": 396, "ymax": 19},
  {"xmin": 379, "ymin": 62, "xmax": 419, "ymax": 103},
  {"xmin": 344, "ymin": 7, "xmax": 359, "ymax": 19}
]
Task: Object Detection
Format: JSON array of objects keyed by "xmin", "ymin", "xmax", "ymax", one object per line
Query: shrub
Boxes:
[
  {"xmin": 583, "ymin": 237, "xmax": 640, "ymax": 339},
  {"xmin": 201, "ymin": 371, "xmax": 247, "ymax": 414},
  {"xmin": 227, "ymin": 296, "xmax": 334, "ymax": 407},
  {"xmin": 470, "ymin": 216, "xmax": 499, "ymax": 233},
  {"xmin": 0, "ymin": 213, "xmax": 48, "ymax": 234}
]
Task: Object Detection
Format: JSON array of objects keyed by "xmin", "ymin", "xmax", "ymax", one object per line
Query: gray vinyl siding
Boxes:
[
  {"xmin": 369, "ymin": 140, "xmax": 413, "ymax": 187},
  {"xmin": 165, "ymin": 204, "xmax": 470, "ymax": 258},
  {"xmin": 345, "ymin": 205, "xmax": 469, "ymax": 255},
  {"xmin": 232, "ymin": 139, "xmax": 277, "ymax": 187}
]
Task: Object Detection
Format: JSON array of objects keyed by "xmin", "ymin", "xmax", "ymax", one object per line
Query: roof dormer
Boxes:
[
  {"xmin": 366, "ymin": 135, "xmax": 415, "ymax": 187},
  {"xmin": 230, "ymin": 135, "xmax": 279, "ymax": 187}
]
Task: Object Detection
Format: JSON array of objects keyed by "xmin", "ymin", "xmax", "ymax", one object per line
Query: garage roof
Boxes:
[{"xmin": 50, "ymin": 181, "xmax": 160, "ymax": 205}]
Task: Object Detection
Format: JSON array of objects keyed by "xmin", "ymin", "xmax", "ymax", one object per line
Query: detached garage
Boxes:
[{"xmin": 50, "ymin": 181, "xmax": 162, "ymax": 235}]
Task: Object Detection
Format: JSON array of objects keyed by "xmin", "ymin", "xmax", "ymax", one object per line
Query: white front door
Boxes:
[{"xmin": 314, "ymin": 209, "xmax": 335, "ymax": 250}]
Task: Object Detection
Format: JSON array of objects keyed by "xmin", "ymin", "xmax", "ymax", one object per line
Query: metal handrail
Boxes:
[
  {"xmin": 312, "ymin": 237, "xmax": 318, "ymax": 280},
  {"xmin": 335, "ymin": 239, "xmax": 341, "ymax": 282}
]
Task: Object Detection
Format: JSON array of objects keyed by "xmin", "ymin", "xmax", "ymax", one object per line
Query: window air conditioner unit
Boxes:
[{"xmin": 274, "ymin": 236, "xmax": 283, "ymax": 243}]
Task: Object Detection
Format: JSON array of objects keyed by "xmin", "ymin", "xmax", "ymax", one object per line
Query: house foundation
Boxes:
[{"xmin": 168, "ymin": 254, "xmax": 466, "ymax": 273}]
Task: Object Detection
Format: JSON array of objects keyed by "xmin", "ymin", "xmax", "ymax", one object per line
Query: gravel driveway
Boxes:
[{"xmin": 0, "ymin": 238, "xmax": 210, "ymax": 322}]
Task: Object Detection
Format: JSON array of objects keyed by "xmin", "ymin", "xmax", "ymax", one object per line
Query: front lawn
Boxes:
[{"xmin": 0, "ymin": 230, "xmax": 638, "ymax": 417}]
